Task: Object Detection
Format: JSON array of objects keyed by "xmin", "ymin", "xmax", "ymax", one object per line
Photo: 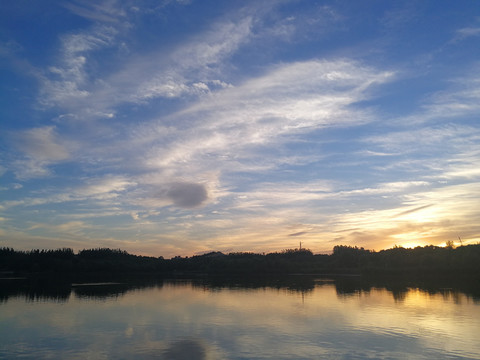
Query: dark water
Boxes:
[{"xmin": 1, "ymin": 276, "xmax": 479, "ymax": 359}]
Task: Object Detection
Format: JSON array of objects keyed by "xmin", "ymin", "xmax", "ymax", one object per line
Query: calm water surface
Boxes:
[{"xmin": 1, "ymin": 277, "xmax": 479, "ymax": 359}]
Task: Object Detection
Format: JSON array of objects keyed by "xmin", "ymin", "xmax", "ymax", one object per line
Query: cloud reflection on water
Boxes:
[
  {"xmin": 1, "ymin": 277, "xmax": 480, "ymax": 359},
  {"xmin": 163, "ymin": 339, "xmax": 207, "ymax": 360}
]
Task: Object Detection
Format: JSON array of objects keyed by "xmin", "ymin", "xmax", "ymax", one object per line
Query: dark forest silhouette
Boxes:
[{"xmin": 1, "ymin": 244, "xmax": 480, "ymax": 278}]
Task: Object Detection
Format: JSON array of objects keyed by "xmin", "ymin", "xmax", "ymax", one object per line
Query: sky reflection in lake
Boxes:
[{"xmin": 1, "ymin": 278, "xmax": 479, "ymax": 359}]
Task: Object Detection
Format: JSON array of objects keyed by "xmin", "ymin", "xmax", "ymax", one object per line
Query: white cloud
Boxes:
[
  {"xmin": 334, "ymin": 181, "xmax": 430, "ymax": 197},
  {"xmin": 0, "ymin": 175, "xmax": 136, "ymax": 212},
  {"xmin": 174, "ymin": 17, "xmax": 253, "ymax": 68},
  {"xmin": 224, "ymin": 180, "xmax": 332, "ymax": 212},
  {"xmin": 141, "ymin": 59, "xmax": 393, "ymax": 176},
  {"xmin": 366, "ymin": 124, "xmax": 478, "ymax": 154},
  {"xmin": 40, "ymin": 25, "xmax": 118, "ymax": 109},
  {"xmin": 28, "ymin": 220, "xmax": 91, "ymax": 234},
  {"xmin": 253, "ymin": 4, "xmax": 343, "ymax": 44},
  {"xmin": 128, "ymin": 16, "xmax": 253, "ymax": 103},
  {"xmin": 130, "ymin": 212, "xmax": 140, "ymax": 220},
  {"xmin": 15, "ymin": 126, "xmax": 70, "ymax": 162},
  {"xmin": 454, "ymin": 27, "xmax": 480, "ymax": 40},
  {"xmin": 62, "ymin": 0, "xmax": 127, "ymax": 23},
  {"xmin": 191, "ymin": 59, "xmax": 393, "ymax": 127},
  {"xmin": 11, "ymin": 126, "xmax": 71, "ymax": 179},
  {"xmin": 394, "ymin": 72, "xmax": 480, "ymax": 125},
  {"xmin": 75, "ymin": 176, "xmax": 136, "ymax": 198},
  {"xmin": 37, "ymin": 9, "xmax": 255, "ymax": 121},
  {"xmin": 363, "ymin": 118, "xmax": 480, "ymax": 184},
  {"xmin": 12, "ymin": 159, "xmax": 52, "ymax": 179}
]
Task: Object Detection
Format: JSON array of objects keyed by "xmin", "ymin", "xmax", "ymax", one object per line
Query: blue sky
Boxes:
[{"xmin": 1, "ymin": 0, "xmax": 479, "ymax": 257}]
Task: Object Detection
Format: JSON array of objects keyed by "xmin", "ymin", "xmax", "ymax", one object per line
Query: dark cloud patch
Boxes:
[
  {"xmin": 288, "ymin": 231, "xmax": 307, "ymax": 237},
  {"xmin": 167, "ymin": 182, "xmax": 208, "ymax": 208},
  {"xmin": 395, "ymin": 204, "xmax": 433, "ymax": 217}
]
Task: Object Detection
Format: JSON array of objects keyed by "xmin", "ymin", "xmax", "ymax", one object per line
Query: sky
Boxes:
[{"xmin": 1, "ymin": 0, "xmax": 479, "ymax": 258}]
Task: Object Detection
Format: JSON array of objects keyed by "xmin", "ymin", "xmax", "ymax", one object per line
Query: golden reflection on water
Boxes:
[{"xmin": 1, "ymin": 280, "xmax": 480, "ymax": 359}]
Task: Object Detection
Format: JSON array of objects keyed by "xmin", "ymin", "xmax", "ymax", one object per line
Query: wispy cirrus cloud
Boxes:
[
  {"xmin": 38, "ymin": 6, "xmax": 255, "ymax": 119},
  {"xmin": 62, "ymin": 0, "xmax": 128, "ymax": 23},
  {"xmin": 130, "ymin": 16, "xmax": 253, "ymax": 102},
  {"xmin": 75, "ymin": 176, "xmax": 136, "ymax": 198},
  {"xmin": 366, "ymin": 124, "xmax": 479, "ymax": 155},
  {"xmin": 0, "ymin": 175, "xmax": 135, "ymax": 211},
  {"xmin": 362, "ymin": 71, "xmax": 480, "ymax": 185},
  {"xmin": 141, "ymin": 59, "xmax": 394, "ymax": 174},
  {"xmin": 42, "ymin": 58, "xmax": 393, "ymax": 213},
  {"xmin": 39, "ymin": 24, "xmax": 119, "ymax": 110},
  {"xmin": 454, "ymin": 26, "xmax": 480, "ymax": 41},
  {"xmin": 391, "ymin": 71, "xmax": 480, "ymax": 125}
]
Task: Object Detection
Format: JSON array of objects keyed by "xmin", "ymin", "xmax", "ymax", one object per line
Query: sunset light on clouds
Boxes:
[{"xmin": 1, "ymin": 1, "xmax": 479, "ymax": 257}]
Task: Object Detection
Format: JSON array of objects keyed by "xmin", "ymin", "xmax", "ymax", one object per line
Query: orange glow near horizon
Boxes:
[{"xmin": 397, "ymin": 242, "xmax": 426, "ymax": 249}]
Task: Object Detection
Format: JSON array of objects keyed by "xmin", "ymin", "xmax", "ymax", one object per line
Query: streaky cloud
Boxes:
[
  {"xmin": 62, "ymin": 0, "xmax": 127, "ymax": 23},
  {"xmin": 394, "ymin": 204, "xmax": 434, "ymax": 217},
  {"xmin": 144, "ymin": 59, "xmax": 394, "ymax": 175},
  {"xmin": 288, "ymin": 231, "xmax": 308, "ymax": 237}
]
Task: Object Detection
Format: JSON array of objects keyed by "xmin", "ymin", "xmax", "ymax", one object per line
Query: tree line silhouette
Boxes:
[{"xmin": 1, "ymin": 244, "xmax": 480, "ymax": 278}]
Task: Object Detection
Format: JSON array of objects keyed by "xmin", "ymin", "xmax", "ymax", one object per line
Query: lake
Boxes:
[{"xmin": 1, "ymin": 276, "xmax": 480, "ymax": 359}]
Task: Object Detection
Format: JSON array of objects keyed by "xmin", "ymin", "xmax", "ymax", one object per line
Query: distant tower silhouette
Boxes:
[{"xmin": 299, "ymin": 241, "xmax": 302, "ymax": 250}]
